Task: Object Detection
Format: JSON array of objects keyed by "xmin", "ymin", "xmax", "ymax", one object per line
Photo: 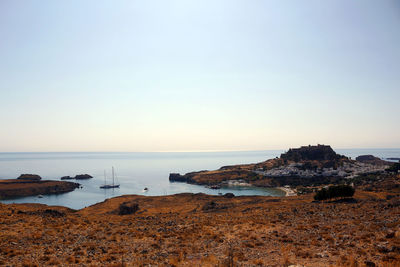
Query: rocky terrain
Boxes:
[
  {"xmin": 0, "ymin": 174, "xmax": 399, "ymax": 266},
  {"xmin": 170, "ymin": 145, "xmax": 392, "ymax": 190},
  {"xmin": 0, "ymin": 179, "xmax": 80, "ymax": 199}
]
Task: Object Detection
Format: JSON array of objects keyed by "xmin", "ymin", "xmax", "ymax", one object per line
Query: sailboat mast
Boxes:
[
  {"xmin": 104, "ymin": 170, "xmax": 106, "ymax": 185},
  {"xmin": 112, "ymin": 167, "xmax": 114, "ymax": 186}
]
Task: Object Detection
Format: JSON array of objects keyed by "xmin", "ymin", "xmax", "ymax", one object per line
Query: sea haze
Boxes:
[{"xmin": 0, "ymin": 149, "xmax": 398, "ymax": 209}]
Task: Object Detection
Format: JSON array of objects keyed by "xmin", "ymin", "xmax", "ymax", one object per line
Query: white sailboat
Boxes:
[{"xmin": 100, "ymin": 167, "xmax": 120, "ymax": 189}]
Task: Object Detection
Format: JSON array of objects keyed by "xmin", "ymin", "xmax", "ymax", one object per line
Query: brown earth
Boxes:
[
  {"xmin": 0, "ymin": 179, "xmax": 80, "ymax": 199},
  {"xmin": 1, "ymin": 175, "xmax": 400, "ymax": 266}
]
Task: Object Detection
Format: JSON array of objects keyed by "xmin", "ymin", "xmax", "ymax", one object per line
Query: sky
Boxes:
[{"xmin": 0, "ymin": 0, "xmax": 399, "ymax": 152}]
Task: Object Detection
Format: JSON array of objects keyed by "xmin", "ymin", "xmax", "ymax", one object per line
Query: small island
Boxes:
[
  {"xmin": 61, "ymin": 174, "xmax": 93, "ymax": 180},
  {"xmin": 0, "ymin": 174, "xmax": 80, "ymax": 199}
]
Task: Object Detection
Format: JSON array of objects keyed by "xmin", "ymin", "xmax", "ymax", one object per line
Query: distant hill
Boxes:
[
  {"xmin": 280, "ymin": 145, "xmax": 345, "ymax": 162},
  {"xmin": 356, "ymin": 155, "xmax": 392, "ymax": 166}
]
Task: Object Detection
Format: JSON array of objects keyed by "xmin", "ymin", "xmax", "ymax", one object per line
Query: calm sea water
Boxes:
[{"xmin": 0, "ymin": 149, "xmax": 399, "ymax": 209}]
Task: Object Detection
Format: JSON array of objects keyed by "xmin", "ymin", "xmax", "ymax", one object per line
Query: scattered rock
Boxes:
[
  {"xmin": 202, "ymin": 201, "xmax": 229, "ymax": 212},
  {"xmin": 223, "ymin": 193, "xmax": 235, "ymax": 198},
  {"xmin": 43, "ymin": 209, "xmax": 65, "ymax": 217},
  {"xmin": 386, "ymin": 231, "xmax": 395, "ymax": 238},
  {"xmin": 364, "ymin": 261, "xmax": 376, "ymax": 267},
  {"xmin": 376, "ymin": 244, "xmax": 390, "ymax": 253}
]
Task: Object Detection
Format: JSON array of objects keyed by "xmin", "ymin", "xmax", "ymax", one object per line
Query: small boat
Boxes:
[
  {"xmin": 100, "ymin": 167, "xmax": 120, "ymax": 189},
  {"xmin": 37, "ymin": 195, "xmax": 44, "ymax": 198},
  {"xmin": 143, "ymin": 187, "xmax": 148, "ymax": 191}
]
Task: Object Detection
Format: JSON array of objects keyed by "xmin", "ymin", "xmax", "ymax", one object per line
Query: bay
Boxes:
[{"xmin": 0, "ymin": 148, "xmax": 398, "ymax": 209}]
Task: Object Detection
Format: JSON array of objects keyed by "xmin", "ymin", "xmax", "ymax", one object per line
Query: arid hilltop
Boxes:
[{"xmin": 0, "ymin": 173, "xmax": 399, "ymax": 266}]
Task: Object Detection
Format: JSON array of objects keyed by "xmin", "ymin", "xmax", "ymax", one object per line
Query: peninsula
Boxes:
[
  {"xmin": 169, "ymin": 145, "xmax": 392, "ymax": 192},
  {"xmin": 0, "ymin": 175, "xmax": 80, "ymax": 199}
]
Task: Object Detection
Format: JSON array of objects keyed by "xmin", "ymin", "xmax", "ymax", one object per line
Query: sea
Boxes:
[{"xmin": 0, "ymin": 149, "xmax": 399, "ymax": 209}]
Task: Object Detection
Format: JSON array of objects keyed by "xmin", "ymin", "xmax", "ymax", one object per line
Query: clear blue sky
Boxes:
[{"xmin": 0, "ymin": 0, "xmax": 399, "ymax": 152}]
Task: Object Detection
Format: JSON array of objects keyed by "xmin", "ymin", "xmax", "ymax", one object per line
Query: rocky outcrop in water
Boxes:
[
  {"xmin": 60, "ymin": 176, "xmax": 74, "ymax": 180},
  {"xmin": 74, "ymin": 174, "xmax": 93, "ymax": 180},
  {"xmin": 60, "ymin": 174, "xmax": 93, "ymax": 180},
  {"xmin": 17, "ymin": 174, "xmax": 41, "ymax": 181}
]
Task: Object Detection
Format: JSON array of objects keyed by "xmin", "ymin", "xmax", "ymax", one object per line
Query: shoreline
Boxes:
[{"xmin": 277, "ymin": 186, "xmax": 297, "ymax": 196}]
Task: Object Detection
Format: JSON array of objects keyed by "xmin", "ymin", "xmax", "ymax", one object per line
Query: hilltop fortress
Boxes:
[{"xmin": 170, "ymin": 145, "xmax": 391, "ymax": 189}]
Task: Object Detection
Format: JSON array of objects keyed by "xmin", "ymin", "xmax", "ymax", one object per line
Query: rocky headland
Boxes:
[
  {"xmin": 169, "ymin": 145, "xmax": 393, "ymax": 193},
  {"xmin": 0, "ymin": 179, "xmax": 80, "ymax": 199}
]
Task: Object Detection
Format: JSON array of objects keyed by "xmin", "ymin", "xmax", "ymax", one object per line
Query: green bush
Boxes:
[
  {"xmin": 314, "ymin": 185, "xmax": 355, "ymax": 201},
  {"xmin": 386, "ymin": 163, "xmax": 400, "ymax": 173}
]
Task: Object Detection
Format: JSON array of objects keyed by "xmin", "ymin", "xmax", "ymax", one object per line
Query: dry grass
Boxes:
[{"xmin": 0, "ymin": 189, "xmax": 399, "ymax": 266}]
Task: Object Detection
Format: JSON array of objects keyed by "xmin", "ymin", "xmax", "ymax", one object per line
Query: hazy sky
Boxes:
[{"xmin": 0, "ymin": 1, "xmax": 399, "ymax": 152}]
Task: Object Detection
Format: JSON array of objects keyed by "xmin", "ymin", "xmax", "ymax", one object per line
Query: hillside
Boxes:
[{"xmin": 0, "ymin": 174, "xmax": 399, "ymax": 266}]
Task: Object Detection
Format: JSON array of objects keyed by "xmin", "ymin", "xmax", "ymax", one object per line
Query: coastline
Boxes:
[{"xmin": 277, "ymin": 186, "xmax": 297, "ymax": 196}]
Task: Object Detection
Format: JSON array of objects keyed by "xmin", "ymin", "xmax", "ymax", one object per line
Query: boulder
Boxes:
[
  {"xmin": 118, "ymin": 202, "xmax": 139, "ymax": 215},
  {"xmin": 223, "ymin": 193, "xmax": 235, "ymax": 198}
]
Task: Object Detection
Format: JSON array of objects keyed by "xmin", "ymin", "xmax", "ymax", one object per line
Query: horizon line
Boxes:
[{"xmin": 0, "ymin": 147, "xmax": 399, "ymax": 154}]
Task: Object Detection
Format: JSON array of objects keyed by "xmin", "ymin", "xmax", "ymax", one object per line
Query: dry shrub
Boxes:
[
  {"xmin": 336, "ymin": 255, "xmax": 359, "ymax": 267},
  {"xmin": 47, "ymin": 257, "xmax": 60, "ymax": 265},
  {"xmin": 66, "ymin": 255, "xmax": 75, "ymax": 264},
  {"xmin": 252, "ymin": 258, "xmax": 264, "ymax": 266},
  {"xmin": 108, "ymin": 263, "xmax": 126, "ymax": 267},
  {"xmin": 201, "ymin": 255, "xmax": 220, "ymax": 266},
  {"xmin": 281, "ymin": 245, "xmax": 293, "ymax": 267},
  {"xmin": 21, "ymin": 261, "xmax": 38, "ymax": 267}
]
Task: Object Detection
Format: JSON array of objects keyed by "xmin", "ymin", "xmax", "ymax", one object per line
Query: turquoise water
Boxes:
[{"xmin": 0, "ymin": 149, "xmax": 398, "ymax": 209}]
